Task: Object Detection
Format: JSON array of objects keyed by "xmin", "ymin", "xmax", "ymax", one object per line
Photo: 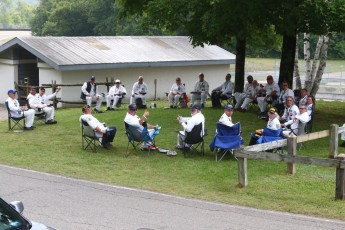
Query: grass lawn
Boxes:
[
  {"xmin": 230, "ymin": 58, "xmax": 345, "ymax": 73},
  {"xmin": 1, "ymin": 99, "xmax": 345, "ymax": 220}
]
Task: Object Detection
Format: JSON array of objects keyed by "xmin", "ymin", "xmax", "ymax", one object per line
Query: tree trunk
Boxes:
[
  {"xmin": 310, "ymin": 35, "xmax": 329, "ymax": 96},
  {"xmin": 279, "ymin": 34, "xmax": 296, "ymax": 87},
  {"xmin": 309, "ymin": 36, "xmax": 323, "ymax": 92},
  {"xmin": 304, "ymin": 33, "xmax": 311, "ymax": 90},
  {"xmin": 234, "ymin": 37, "xmax": 246, "ymax": 92},
  {"xmin": 294, "ymin": 34, "xmax": 301, "ymax": 89}
]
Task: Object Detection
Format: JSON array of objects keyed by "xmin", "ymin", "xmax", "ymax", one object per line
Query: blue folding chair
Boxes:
[
  {"xmin": 256, "ymin": 127, "xmax": 283, "ymax": 144},
  {"xmin": 210, "ymin": 122, "xmax": 243, "ymax": 162}
]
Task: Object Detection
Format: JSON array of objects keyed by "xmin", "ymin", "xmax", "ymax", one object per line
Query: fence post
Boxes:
[
  {"xmin": 237, "ymin": 157, "xmax": 248, "ymax": 187},
  {"xmin": 335, "ymin": 156, "xmax": 345, "ymax": 200},
  {"xmin": 287, "ymin": 135, "xmax": 297, "ymax": 174},
  {"xmin": 329, "ymin": 124, "xmax": 339, "ymax": 158}
]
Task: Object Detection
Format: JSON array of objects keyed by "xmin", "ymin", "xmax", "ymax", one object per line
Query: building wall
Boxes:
[
  {"xmin": 58, "ymin": 64, "xmax": 230, "ymax": 106},
  {"xmin": 0, "ymin": 59, "xmax": 17, "ymax": 103}
]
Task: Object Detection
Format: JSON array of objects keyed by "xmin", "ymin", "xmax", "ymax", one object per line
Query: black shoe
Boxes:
[
  {"xmin": 24, "ymin": 126, "xmax": 34, "ymax": 130},
  {"xmin": 201, "ymin": 103, "xmax": 204, "ymax": 108},
  {"xmin": 110, "ymin": 108, "xmax": 115, "ymax": 110},
  {"xmin": 173, "ymin": 106, "xmax": 177, "ymax": 108},
  {"xmin": 341, "ymin": 141, "xmax": 345, "ymax": 147},
  {"xmin": 170, "ymin": 105, "xmax": 173, "ymax": 108},
  {"xmin": 103, "ymin": 142, "xmax": 112, "ymax": 149},
  {"xmin": 46, "ymin": 119, "xmax": 57, "ymax": 124},
  {"xmin": 94, "ymin": 109, "xmax": 103, "ymax": 113},
  {"xmin": 106, "ymin": 107, "xmax": 111, "ymax": 111}
]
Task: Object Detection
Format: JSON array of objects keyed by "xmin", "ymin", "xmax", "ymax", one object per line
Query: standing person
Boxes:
[
  {"xmin": 218, "ymin": 105, "xmax": 234, "ymax": 127},
  {"xmin": 211, "ymin": 73, "xmax": 234, "ymax": 108},
  {"xmin": 257, "ymin": 75, "xmax": 280, "ymax": 116},
  {"xmin": 233, "ymin": 75, "xmax": 253, "ymax": 110},
  {"xmin": 28, "ymin": 87, "xmax": 61, "ymax": 124},
  {"xmin": 106, "ymin": 79, "xmax": 127, "ymax": 111},
  {"xmin": 275, "ymin": 81, "xmax": 294, "ymax": 114},
  {"xmin": 168, "ymin": 77, "xmax": 186, "ymax": 108},
  {"xmin": 190, "ymin": 73, "xmax": 209, "ymax": 108},
  {"xmin": 176, "ymin": 104, "xmax": 205, "ymax": 149},
  {"xmin": 124, "ymin": 104, "xmax": 159, "ymax": 150},
  {"xmin": 80, "ymin": 105, "xmax": 117, "ymax": 149},
  {"xmin": 130, "ymin": 76, "xmax": 148, "ymax": 109},
  {"xmin": 6, "ymin": 89, "xmax": 35, "ymax": 130},
  {"xmin": 80, "ymin": 76, "xmax": 103, "ymax": 113}
]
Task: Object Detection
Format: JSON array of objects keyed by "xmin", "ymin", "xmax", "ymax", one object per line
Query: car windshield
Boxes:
[{"xmin": 0, "ymin": 198, "xmax": 30, "ymax": 230}]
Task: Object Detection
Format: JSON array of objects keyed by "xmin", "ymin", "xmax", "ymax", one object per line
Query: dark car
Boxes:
[{"xmin": 0, "ymin": 197, "xmax": 56, "ymax": 230}]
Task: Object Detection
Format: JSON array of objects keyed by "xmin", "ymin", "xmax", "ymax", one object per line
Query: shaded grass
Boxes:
[{"xmin": 0, "ymin": 99, "xmax": 345, "ymax": 220}]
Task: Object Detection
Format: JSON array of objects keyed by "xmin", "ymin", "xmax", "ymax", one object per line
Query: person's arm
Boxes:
[
  {"xmin": 139, "ymin": 110, "xmax": 149, "ymax": 125},
  {"xmin": 81, "ymin": 82, "xmax": 89, "ymax": 95},
  {"xmin": 121, "ymin": 86, "xmax": 127, "ymax": 95}
]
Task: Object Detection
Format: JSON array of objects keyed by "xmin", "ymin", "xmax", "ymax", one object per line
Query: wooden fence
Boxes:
[{"xmin": 235, "ymin": 124, "xmax": 345, "ymax": 200}]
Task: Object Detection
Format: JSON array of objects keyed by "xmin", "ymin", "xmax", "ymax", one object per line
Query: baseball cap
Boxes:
[
  {"xmin": 90, "ymin": 76, "xmax": 95, "ymax": 80},
  {"xmin": 115, "ymin": 79, "xmax": 121, "ymax": 83},
  {"xmin": 7, "ymin": 89, "xmax": 17, "ymax": 94},
  {"xmin": 128, "ymin": 104, "xmax": 137, "ymax": 111},
  {"xmin": 224, "ymin": 104, "xmax": 233, "ymax": 111},
  {"xmin": 268, "ymin": 108, "xmax": 276, "ymax": 114},
  {"xmin": 191, "ymin": 104, "xmax": 201, "ymax": 110}
]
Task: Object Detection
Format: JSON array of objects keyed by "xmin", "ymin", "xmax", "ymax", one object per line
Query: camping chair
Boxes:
[
  {"xmin": 81, "ymin": 119, "xmax": 101, "ymax": 153},
  {"xmin": 210, "ymin": 122, "xmax": 243, "ymax": 162},
  {"xmin": 5, "ymin": 101, "xmax": 25, "ymax": 131},
  {"xmin": 221, "ymin": 95, "xmax": 234, "ymax": 106},
  {"xmin": 256, "ymin": 127, "xmax": 283, "ymax": 153},
  {"xmin": 306, "ymin": 104, "xmax": 315, "ymax": 133},
  {"xmin": 124, "ymin": 122, "xmax": 158, "ymax": 157},
  {"xmin": 295, "ymin": 121, "xmax": 307, "ymax": 151},
  {"xmin": 26, "ymin": 99, "xmax": 46, "ymax": 125},
  {"xmin": 181, "ymin": 123, "xmax": 207, "ymax": 157}
]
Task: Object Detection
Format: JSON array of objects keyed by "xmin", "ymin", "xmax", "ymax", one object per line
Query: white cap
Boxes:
[{"xmin": 115, "ymin": 79, "xmax": 121, "ymax": 83}]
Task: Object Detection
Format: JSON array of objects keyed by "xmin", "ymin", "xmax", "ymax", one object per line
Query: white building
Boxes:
[{"xmin": 0, "ymin": 36, "xmax": 235, "ymax": 106}]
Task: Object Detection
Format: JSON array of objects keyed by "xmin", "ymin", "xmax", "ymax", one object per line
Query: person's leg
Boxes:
[
  {"xmin": 200, "ymin": 92, "xmax": 207, "ymax": 106},
  {"xmin": 234, "ymin": 93, "xmax": 244, "ymax": 109},
  {"xmin": 211, "ymin": 91, "xmax": 220, "ymax": 107},
  {"xmin": 23, "ymin": 109, "xmax": 35, "ymax": 128},
  {"xmin": 104, "ymin": 126, "xmax": 116, "ymax": 143},
  {"xmin": 95, "ymin": 94, "xmax": 103, "ymax": 110},
  {"xmin": 85, "ymin": 96, "xmax": 92, "ymax": 107},
  {"xmin": 141, "ymin": 95, "xmax": 146, "ymax": 105},
  {"xmin": 174, "ymin": 94, "xmax": 181, "ymax": 107},
  {"xmin": 130, "ymin": 95, "xmax": 135, "ymax": 105},
  {"xmin": 190, "ymin": 94, "xmax": 196, "ymax": 106},
  {"xmin": 177, "ymin": 131, "xmax": 185, "ymax": 148},
  {"xmin": 257, "ymin": 97, "xmax": 267, "ymax": 113},
  {"xmin": 106, "ymin": 95, "xmax": 112, "ymax": 108},
  {"xmin": 43, "ymin": 106, "xmax": 54, "ymax": 122},
  {"xmin": 168, "ymin": 93, "xmax": 174, "ymax": 106},
  {"xmin": 241, "ymin": 98, "xmax": 253, "ymax": 110},
  {"xmin": 112, "ymin": 96, "xmax": 120, "ymax": 109}
]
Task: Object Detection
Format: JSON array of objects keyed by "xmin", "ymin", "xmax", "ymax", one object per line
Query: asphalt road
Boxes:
[{"xmin": 1, "ymin": 164, "xmax": 345, "ymax": 230}]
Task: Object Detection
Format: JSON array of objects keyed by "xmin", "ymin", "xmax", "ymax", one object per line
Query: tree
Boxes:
[{"xmin": 0, "ymin": 0, "xmax": 34, "ymax": 29}]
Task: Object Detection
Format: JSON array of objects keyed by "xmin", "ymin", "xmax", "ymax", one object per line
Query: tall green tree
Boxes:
[{"xmin": 0, "ymin": 0, "xmax": 34, "ymax": 29}]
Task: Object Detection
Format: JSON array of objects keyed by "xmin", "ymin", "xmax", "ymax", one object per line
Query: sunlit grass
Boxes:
[{"xmin": 0, "ymin": 99, "xmax": 345, "ymax": 220}]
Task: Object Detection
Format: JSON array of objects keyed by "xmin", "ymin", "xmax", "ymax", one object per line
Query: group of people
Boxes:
[{"xmin": 6, "ymin": 87, "xmax": 61, "ymax": 130}]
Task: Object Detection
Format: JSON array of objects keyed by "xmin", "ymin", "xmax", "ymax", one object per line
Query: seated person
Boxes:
[
  {"xmin": 80, "ymin": 76, "xmax": 103, "ymax": 113},
  {"xmin": 168, "ymin": 77, "xmax": 186, "ymax": 108},
  {"xmin": 190, "ymin": 73, "xmax": 209, "ymax": 108},
  {"xmin": 219, "ymin": 105, "xmax": 234, "ymax": 127},
  {"xmin": 106, "ymin": 79, "xmax": 127, "ymax": 110},
  {"xmin": 306, "ymin": 95, "xmax": 315, "ymax": 121},
  {"xmin": 281, "ymin": 105, "xmax": 309, "ymax": 138},
  {"xmin": 80, "ymin": 105, "xmax": 116, "ymax": 149},
  {"xmin": 257, "ymin": 75, "xmax": 280, "ymax": 116},
  {"xmin": 6, "ymin": 89, "xmax": 36, "ymax": 130},
  {"xmin": 279, "ymin": 96, "xmax": 299, "ymax": 124},
  {"xmin": 298, "ymin": 88, "xmax": 308, "ymax": 106},
  {"xmin": 130, "ymin": 76, "xmax": 148, "ymax": 108},
  {"xmin": 237, "ymin": 80, "xmax": 262, "ymax": 112},
  {"xmin": 124, "ymin": 104, "xmax": 159, "ymax": 150},
  {"xmin": 211, "ymin": 73, "xmax": 234, "ymax": 108},
  {"xmin": 28, "ymin": 87, "xmax": 60, "ymax": 124},
  {"xmin": 275, "ymin": 81, "xmax": 294, "ymax": 115},
  {"xmin": 249, "ymin": 108, "xmax": 281, "ymax": 145},
  {"xmin": 176, "ymin": 104, "xmax": 205, "ymax": 149},
  {"xmin": 234, "ymin": 75, "xmax": 253, "ymax": 110},
  {"xmin": 341, "ymin": 123, "xmax": 345, "ymax": 147}
]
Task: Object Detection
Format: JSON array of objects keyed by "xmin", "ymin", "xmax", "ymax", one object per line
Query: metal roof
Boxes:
[{"xmin": 0, "ymin": 36, "xmax": 235, "ymax": 71}]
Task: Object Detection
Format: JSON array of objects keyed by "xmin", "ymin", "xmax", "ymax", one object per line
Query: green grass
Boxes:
[
  {"xmin": 229, "ymin": 58, "xmax": 345, "ymax": 73},
  {"xmin": 1, "ymin": 100, "xmax": 345, "ymax": 220}
]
